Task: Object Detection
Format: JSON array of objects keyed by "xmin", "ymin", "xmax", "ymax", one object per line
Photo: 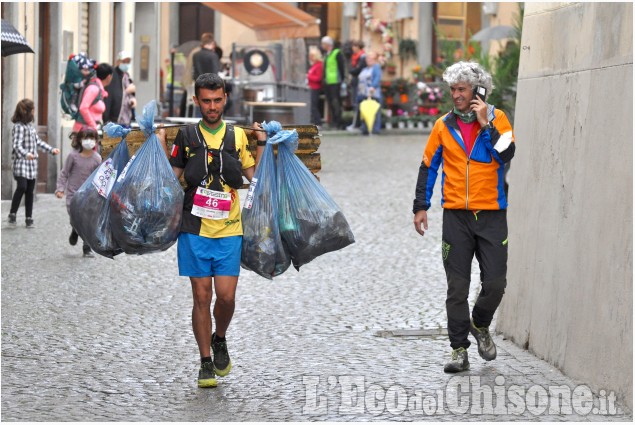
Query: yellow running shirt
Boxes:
[{"xmin": 198, "ymin": 121, "xmax": 255, "ymax": 238}]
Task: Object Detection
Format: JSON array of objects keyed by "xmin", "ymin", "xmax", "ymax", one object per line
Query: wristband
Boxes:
[{"xmin": 256, "ymin": 140, "xmax": 266, "ymax": 146}]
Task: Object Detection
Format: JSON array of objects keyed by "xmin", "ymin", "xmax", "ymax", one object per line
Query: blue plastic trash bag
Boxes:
[
  {"xmin": 240, "ymin": 128, "xmax": 291, "ymax": 279},
  {"xmin": 69, "ymin": 123, "xmax": 130, "ymax": 258},
  {"xmin": 109, "ymin": 100, "xmax": 184, "ymax": 254},
  {"xmin": 270, "ymin": 121, "xmax": 355, "ymax": 270}
]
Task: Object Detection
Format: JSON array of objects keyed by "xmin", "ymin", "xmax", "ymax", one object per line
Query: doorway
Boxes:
[{"xmin": 36, "ymin": 2, "xmax": 51, "ymax": 193}]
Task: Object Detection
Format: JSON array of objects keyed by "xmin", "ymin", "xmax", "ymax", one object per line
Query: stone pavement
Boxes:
[{"xmin": 1, "ymin": 131, "xmax": 631, "ymax": 421}]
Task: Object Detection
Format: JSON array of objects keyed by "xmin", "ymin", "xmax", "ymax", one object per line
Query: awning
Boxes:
[{"xmin": 202, "ymin": 2, "xmax": 320, "ymax": 41}]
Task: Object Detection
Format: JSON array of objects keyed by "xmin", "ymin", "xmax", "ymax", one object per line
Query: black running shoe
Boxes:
[
  {"xmin": 211, "ymin": 333, "xmax": 232, "ymax": 377},
  {"xmin": 198, "ymin": 361, "xmax": 218, "ymax": 388},
  {"xmin": 25, "ymin": 217, "xmax": 34, "ymax": 228},
  {"xmin": 444, "ymin": 347, "xmax": 470, "ymax": 373},
  {"xmin": 8, "ymin": 213, "xmax": 16, "ymax": 224},
  {"xmin": 69, "ymin": 229, "xmax": 79, "ymax": 246}
]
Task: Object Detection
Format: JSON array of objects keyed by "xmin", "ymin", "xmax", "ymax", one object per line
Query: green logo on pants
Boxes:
[{"xmin": 442, "ymin": 241, "xmax": 451, "ymax": 261}]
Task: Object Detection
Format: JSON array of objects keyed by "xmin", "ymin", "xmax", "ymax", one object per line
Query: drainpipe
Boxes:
[
  {"xmin": 417, "ymin": 2, "xmax": 433, "ymax": 70},
  {"xmin": 47, "ymin": 2, "xmax": 63, "ymax": 193}
]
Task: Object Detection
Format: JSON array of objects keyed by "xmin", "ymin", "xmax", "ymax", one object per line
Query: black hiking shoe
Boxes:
[
  {"xmin": 470, "ymin": 321, "xmax": 497, "ymax": 361},
  {"xmin": 8, "ymin": 213, "xmax": 16, "ymax": 224},
  {"xmin": 197, "ymin": 361, "xmax": 218, "ymax": 388},
  {"xmin": 69, "ymin": 229, "xmax": 79, "ymax": 246},
  {"xmin": 444, "ymin": 347, "xmax": 470, "ymax": 373},
  {"xmin": 211, "ymin": 333, "xmax": 232, "ymax": 377}
]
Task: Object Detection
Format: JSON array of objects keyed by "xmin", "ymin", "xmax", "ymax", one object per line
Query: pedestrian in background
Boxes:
[
  {"xmin": 55, "ymin": 127, "xmax": 102, "ymax": 257},
  {"xmin": 192, "ymin": 33, "xmax": 221, "ymax": 80},
  {"xmin": 347, "ymin": 40, "xmax": 366, "ymax": 131},
  {"xmin": 104, "ymin": 51, "xmax": 136, "ymax": 127},
  {"xmin": 8, "ymin": 99, "xmax": 60, "ymax": 228},
  {"xmin": 356, "ymin": 51, "xmax": 382, "ymax": 135},
  {"xmin": 412, "ymin": 61, "xmax": 515, "ymax": 373},
  {"xmin": 73, "ymin": 63, "xmax": 113, "ymax": 134},
  {"xmin": 191, "ymin": 33, "xmax": 222, "ymax": 118},
  {"xmin": 306, "ymin": 45, "xmax": 324, "ymax": 127},
  {"xmin": 321, "ymin": 36, "xmax": 345, "ymax": 130}
]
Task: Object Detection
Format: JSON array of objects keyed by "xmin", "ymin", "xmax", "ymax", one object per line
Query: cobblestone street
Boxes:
[{"xmin": 1, "ymin": 131, "xmax": 631, "ymax": 421}]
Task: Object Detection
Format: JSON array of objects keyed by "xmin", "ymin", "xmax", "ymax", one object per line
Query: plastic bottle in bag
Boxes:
[{"xmin": 240, "ymin": 132, "xmax": 291, "ymax": 279}]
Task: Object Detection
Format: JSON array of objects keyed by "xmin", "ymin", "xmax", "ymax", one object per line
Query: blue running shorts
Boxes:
[{"xmin": 177, "ymin": 233, "xmax": 242, "ymax": 277}]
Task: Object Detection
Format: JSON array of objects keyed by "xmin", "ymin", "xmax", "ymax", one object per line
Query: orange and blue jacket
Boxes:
[{"xmin": 413, "ymin": 106, "xmax": 515, "ymax": 212}]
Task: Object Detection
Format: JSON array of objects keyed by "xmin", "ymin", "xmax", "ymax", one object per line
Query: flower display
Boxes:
[
  {"xmin": 361, "ymin": 2, "xmax": 394, "ymax": 59},
  {"xmin": 415, "ymin": 82, "xmax": 443, "ymax": 116},
  {"xmin": 416, "ymin": 82, "xmax": 443, "ymax": 103}
]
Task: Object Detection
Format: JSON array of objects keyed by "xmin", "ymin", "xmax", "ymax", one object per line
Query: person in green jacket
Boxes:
[{"xmin": 321, "ymin": 36, "xmax": 346, "ymax": 130}]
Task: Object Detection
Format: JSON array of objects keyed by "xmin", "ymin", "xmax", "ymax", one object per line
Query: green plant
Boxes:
[
  {"xmin": 482, "ymin": 5, "xmax": 523, "ymax": 123},
  {"xmin": 398, "ymin": 38, "xmax": 418, "ymax": 79},
  {"xmin": 398, "ymin": 38, "xmax": 418, "ymax": 62},
  {"xmin": 424, "ymin": 64, "xmax": 441, "ymax": 80}
]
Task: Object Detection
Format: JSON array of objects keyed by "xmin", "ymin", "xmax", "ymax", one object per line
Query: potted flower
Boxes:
[
  {"xmin": 424, "ymin": 64, "xmax": 440, "ymax": 82},
  {"xmin": 385, "ymin": 62, "xmax": 397, "ymax": 76},
  {"xmin": 381, "ymin": 80, "xmax": 395, "ymax": 105},
  {"xmin": 412, "ymin": 64, "xmax": 424, "ymax": 82},
  {"xmin": 383, "ymin": 108, "xmax": 393, "ymax": 130},
  {"xmin": 394, "ymin": 78, "xmax": 409, "ymax": 103},
  {"xmin": 416, "ymin": 115, "xmax": 426, "ymax": 130}
]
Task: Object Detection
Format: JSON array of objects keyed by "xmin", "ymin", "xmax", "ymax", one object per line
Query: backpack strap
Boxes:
[
  {"xmin": 182, "ymin": 123, "xmax": 203, "ymax": 149},
  {"xmin": 220, "ymin": 124, "xmax": 236, "ymax": 153}
]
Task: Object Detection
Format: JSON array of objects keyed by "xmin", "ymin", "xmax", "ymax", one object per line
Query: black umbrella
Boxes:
[{"xmin": 1, "ymin": 19, "xmax": 34, "ymax": 57}]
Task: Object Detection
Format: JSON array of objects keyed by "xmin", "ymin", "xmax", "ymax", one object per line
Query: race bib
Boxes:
[
  {"xmin": 243, "ymin": 177, "xmax": 258, "ymax": 210},
  {"xmin": 191, "ymin": 187, "xmax": 232, "ymax": 220},
  {"xmin": 92, "ymin": 158, "xmax": 117, "ymax": 198}
]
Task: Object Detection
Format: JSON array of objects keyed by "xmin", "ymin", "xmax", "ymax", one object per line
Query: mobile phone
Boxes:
[{"xmin": 473, "ymin": 85, "xmax": 487, "ymax": 102}]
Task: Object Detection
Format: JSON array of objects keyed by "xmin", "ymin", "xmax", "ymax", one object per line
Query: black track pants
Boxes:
[
  {"xmin": 442, "ymin": 209, "xmax": 508, "ymax": 349},
  {"xmin": 324, "ymin": 84, "xmax": 342, "ymax": 128}
]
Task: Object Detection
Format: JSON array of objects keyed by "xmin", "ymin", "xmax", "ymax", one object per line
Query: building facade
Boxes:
[{"xmin": 1, "ymin": 2, "xmax": 518, "ymax": 198}]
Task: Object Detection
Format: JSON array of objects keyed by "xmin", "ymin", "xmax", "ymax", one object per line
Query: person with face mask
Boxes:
[
  {"xmin": 55, "ymin": 127, "xmax": 103, "ymax": 257},
  {"xmin": 104, "ymin": 50, "xmax": 136, "ymax": 127}
]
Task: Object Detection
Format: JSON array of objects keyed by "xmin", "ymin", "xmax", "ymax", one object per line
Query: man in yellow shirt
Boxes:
[{"xmin": 160, "ymin": 73, "xmax": 265, "ymax": 388}]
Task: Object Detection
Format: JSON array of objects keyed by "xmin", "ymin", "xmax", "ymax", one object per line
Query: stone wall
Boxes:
[{"xmin": 496, "ymin": 2, "xmax": 633, "ymax": 410}]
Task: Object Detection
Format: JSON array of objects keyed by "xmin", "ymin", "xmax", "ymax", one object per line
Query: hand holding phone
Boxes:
[{"xmin": 473, "ymin": 85, "xmax": 487, "ymax": 102}]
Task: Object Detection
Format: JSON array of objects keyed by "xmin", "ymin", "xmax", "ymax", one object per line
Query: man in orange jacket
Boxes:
[{"xmin": 412, "ymin": 61, "xmax": 515, "ymax": 373}]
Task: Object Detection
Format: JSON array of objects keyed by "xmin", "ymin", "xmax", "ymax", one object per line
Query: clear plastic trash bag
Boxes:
[
  {"xmin": 240, "ymin": 131, "xmax": 291, "ymax": 279},
  {"xmin": 69, "ymin": 123, "xmax": 131, "ymax": 258},
  {"xmin": 109, "ymin": 100, "xmax": 184, "ymax": 255},
  {"xmin": 270, "ymin": 121, "xmax": 355, "ymax": 270}
]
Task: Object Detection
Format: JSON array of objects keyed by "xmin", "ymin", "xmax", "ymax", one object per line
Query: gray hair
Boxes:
[
  {"xmin": 442, "ymin": 61, "xmax": 494, "ymax": 95},
  {"xmin": 321, "ymin": 36, "xmax": 334, "ymax": 46}
]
